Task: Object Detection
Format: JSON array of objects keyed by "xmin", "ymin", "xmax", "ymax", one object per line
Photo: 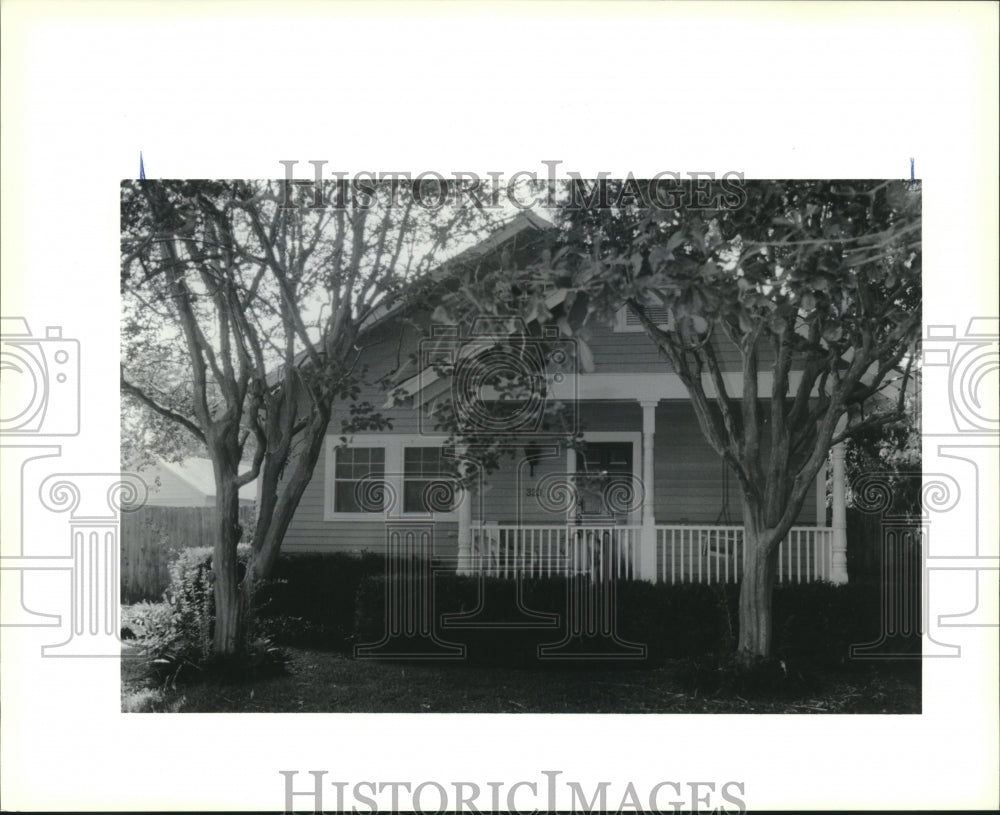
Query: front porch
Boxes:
[
  {"xmin": 465, "ymin": 523, "xmax": 836, "ymax": 584},
  {"xmin": 422, "ymin": 384, "xmax": 854, "ymax": 586},
  {"xmin": 451, "ymin": 397, "xmax": 850, "ymax": 585}
]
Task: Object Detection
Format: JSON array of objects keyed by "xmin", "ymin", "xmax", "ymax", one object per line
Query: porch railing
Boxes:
[
  {"xmin": 657, "ymin": 525, "xmax": 834, "ymax": 584},
  {"xmin": 469, "ymin": 523, "xmax": 833, "ymax": 584},
  {"xmin": 470, "ymin": 524, "xmax": 641, "ymax": 580}
]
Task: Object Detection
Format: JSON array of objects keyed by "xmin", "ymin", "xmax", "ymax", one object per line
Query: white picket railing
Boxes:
[
  {"xmin": 657, "ymin": 525, "xmax": 834, "ymax": 584},
  {"xmin": 777, "ymin": 526, "xmax": 835, "ymax": 584},
  {"xmin": 469, "ymin": 523, "xmax": 833, "ymax": 584},
  {"xmin": 471, "ymin": 524, "xmax": 641, "ymax": 580},
  {"xmin": 658, "ymin": 525, "xmax": 745, "ymax": 585}
]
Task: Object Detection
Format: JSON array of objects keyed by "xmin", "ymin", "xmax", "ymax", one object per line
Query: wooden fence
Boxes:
[{"xmin": 121, "ymin": 505, "xmax": 255, "ymax": 603}]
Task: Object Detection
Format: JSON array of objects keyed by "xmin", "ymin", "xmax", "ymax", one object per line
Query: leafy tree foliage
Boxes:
[
  {"xmin": 121, "ymin": 179, "xmax": 495, "ymax": 655},
  {"xmin": 440, "ymin": 179, "xmax": 921, "ymax": 659}
]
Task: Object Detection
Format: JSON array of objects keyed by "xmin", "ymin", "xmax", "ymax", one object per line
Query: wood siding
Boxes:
[
  {"xmin": 584, "ymin": 313, "xmax": 778, "ymax": 374},
  {"xmin": 279, "ymin": 300, "xmax": 816, "ymax": 556},
  {"xmin": 655, "ymin": 401, "xmax": 746, "ymax": 524},
  {"xmin": 280, "ymin": 399, "xmax": 816, "ymax": 555}
]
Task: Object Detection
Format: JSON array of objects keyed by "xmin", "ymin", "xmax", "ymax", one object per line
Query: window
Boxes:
[
  {"xmin": 575, "ymin": 440, "xmax": 638, "ymax": 521},
  {"xmin": 324, "ymin": 437, "xmax": 460, "ymax": 520},
  {"xmin": 403, "ymin": 447, "xmax": 456, "ymax": 513},
  {"xmin": 579, "ymin": 442, "xmax": 633, "ymax": 476},
  {"xmin": 333, "ymin": 447, "xmax": 385, "ymax": 513}
]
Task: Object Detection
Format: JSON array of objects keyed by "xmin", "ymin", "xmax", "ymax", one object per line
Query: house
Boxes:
[
  {"xmin": 278, "ymin": 213, "xmax": 848, "ymax": 586},
  {"xmin": 139, "ymin": 457, "xmax": 256, "ymax": 508}
]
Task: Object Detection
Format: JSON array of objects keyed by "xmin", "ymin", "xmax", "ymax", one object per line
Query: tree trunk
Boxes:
[
  {"xmin": 245, "ymin": 413, "xmax": 331, "ymax": 586},
  {"xmin": 737, "ymin": 522, "xmax": 781, "ymax": 661},
  {"xmin": 212, "ymin": 469, "xmax": 245, "ymax": 657}
]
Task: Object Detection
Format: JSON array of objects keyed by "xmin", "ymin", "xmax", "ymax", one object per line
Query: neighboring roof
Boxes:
[{"xmin": 145, "ymin": 458, "xmax": 257, "ymax": 503}]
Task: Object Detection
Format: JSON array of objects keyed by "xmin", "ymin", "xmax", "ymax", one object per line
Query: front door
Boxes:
[{"xmin": 575, "ymin": 441, "xmax": 634, "ymax": 523}]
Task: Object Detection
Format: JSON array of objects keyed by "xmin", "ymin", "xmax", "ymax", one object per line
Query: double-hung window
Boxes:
[
  {"xmin": 327, "ymin": 440, "xmax": 458, "ymax": 519},
  {"xmin": 403, "ymin": 447, "xmax": 456, "ymax": 514},
  {"xmin": 333, "ymin": 447, "xmax": 385, "ymax": 513}
]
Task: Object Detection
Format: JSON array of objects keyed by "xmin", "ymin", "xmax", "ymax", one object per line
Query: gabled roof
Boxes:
[
  {"xmin": 265, "ymin": 211, "xmax": 555, "ymax": 386},
  {"xmin": 385, "ymin": 288, "xmax": 570, "ymax": 409},
  {"xmin": 356, "ymin": 210, "xmax": 555, "ymax": 333}
]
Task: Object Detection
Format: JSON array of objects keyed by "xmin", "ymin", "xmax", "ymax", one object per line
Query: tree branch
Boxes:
[{"xmin": 121, "ymin": 372, "xmax": 206, "ymax": 444}]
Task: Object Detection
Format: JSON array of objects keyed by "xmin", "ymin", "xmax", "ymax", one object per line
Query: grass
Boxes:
[{"xmin": 121, "ymin": 644, "xmax": 920, "ymax": 714}]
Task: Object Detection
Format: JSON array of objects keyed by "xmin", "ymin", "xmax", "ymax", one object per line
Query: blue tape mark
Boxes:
[
  {"xmin": 139, "ymin": 151, "xmax": 146, "ymax": 181},
  {"xmin": 909, "ymin": 157, "xmax": 915, "ymax": 189}
]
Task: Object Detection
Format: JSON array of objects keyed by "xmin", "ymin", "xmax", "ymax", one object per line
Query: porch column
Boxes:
[
  {"xmin": 639, "ymin": 400, "xmax": 658, "ymax": 582},
  {"xmin": 456, "ymin": 446, "xmax": 473, "ymax": 575},
  {"xmin": 456, "ymin": 485, "xmax": 473, "ymax": 575},
  {"xmin": 815, "ymin": 454, "xmax": 828, "ymax": 527},
  {"xmin": 830, "ymin": 441, "xmax": 848, "ymax": 584},
  {"xmin": 566, "ymin": 444, "xmax": 576, "ymax": 519}
]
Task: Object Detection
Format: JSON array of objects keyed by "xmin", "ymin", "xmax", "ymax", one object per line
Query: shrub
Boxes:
[
  {"xmin": 352, "ymin": 571, "xmax": 912, "ymax": 669},
  {"xmin": 773, "ymin": 582, "xmax": 865, "ymax": 665},
  {"xmin": 772, "ymin": 579, "xmax": 920, "ymax": 665},
  {"xmin": 354, "ymin": 571, "xmax": 741, "ymax": 667},
  {"xmin": 162, "ymin": 546, "xmax": 220, "ymax": 666},
  {"xmin": 130, "ymin": 544, "xmax": 287, "ymax": 684},
  {"xmin": 255, "ymin": 552, "xmax": 388, "ymax": 649},
  {"xmin": 615, "ymin": 581, "xmax": 739, "ymax": 662},
  {"xmin": 122, "ymin": 600, "xmax": 174, "ymax": 641}
]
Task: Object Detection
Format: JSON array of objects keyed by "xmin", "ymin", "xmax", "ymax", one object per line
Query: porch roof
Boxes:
[{"xmin": 386, "ymin": 368, "xmax": 830, "ymax": 409}]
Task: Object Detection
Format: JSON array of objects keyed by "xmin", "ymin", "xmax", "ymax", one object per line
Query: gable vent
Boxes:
[{"xmin": 618, "ymin": 304, "xmax": 673, "ymax": 332}]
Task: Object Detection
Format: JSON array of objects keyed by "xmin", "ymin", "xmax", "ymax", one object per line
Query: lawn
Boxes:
[{"xmin": 121, "ymin": 644, "xmax": 921, "ymax": 714}]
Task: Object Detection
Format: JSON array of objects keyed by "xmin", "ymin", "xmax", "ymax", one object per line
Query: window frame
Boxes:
[
  {"xmin": 567, "ymin": 431, "xmax": 643, "ymax": 525},
  {"xmin": 330, "ymin": 445, "xmax": 387, "ymax": 516},
  {"xmin": 402, "ymin": 445, "xmax": 458, "ymax": 515},
  {"xmin": 324, "ymin": 434, "xmax": 459, "ymax": 521}
]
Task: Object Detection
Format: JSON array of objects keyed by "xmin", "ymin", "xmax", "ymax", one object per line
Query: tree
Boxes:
[
  {"xmin": 121, "ymin": 392, "xmax": 206, "ymax": 472},
  {"xmin": 442, "ymin": 178, "xmax": 921, "ymax": 661},
  {"xmin": 121, "ymin": 179, "xmax": 494, "ymax": 656},
  {"xmin": 843, "ymin": 366, "xmax": 921, "ymax": 580}
]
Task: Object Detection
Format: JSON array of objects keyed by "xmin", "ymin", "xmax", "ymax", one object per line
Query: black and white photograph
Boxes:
[
  {"xmin": 118, "ymin": 176, "xmax": 924, "ymax": 721},
  {"xmin": 2, "ymin": 1, "xmax": 997, "ymax": 812}
]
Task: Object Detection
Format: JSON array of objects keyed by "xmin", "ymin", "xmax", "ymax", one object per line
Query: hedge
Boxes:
[
  {"xmin": 159, "ymin": 549, "xmax": 919, "ymax": 666},
  {"xmin": 349, "ymin": 569, "xmax": 913, "ymax": 666},
  {"xmin": 254, "ymin": 552, "xmax": 387, "ymax": 648}
]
